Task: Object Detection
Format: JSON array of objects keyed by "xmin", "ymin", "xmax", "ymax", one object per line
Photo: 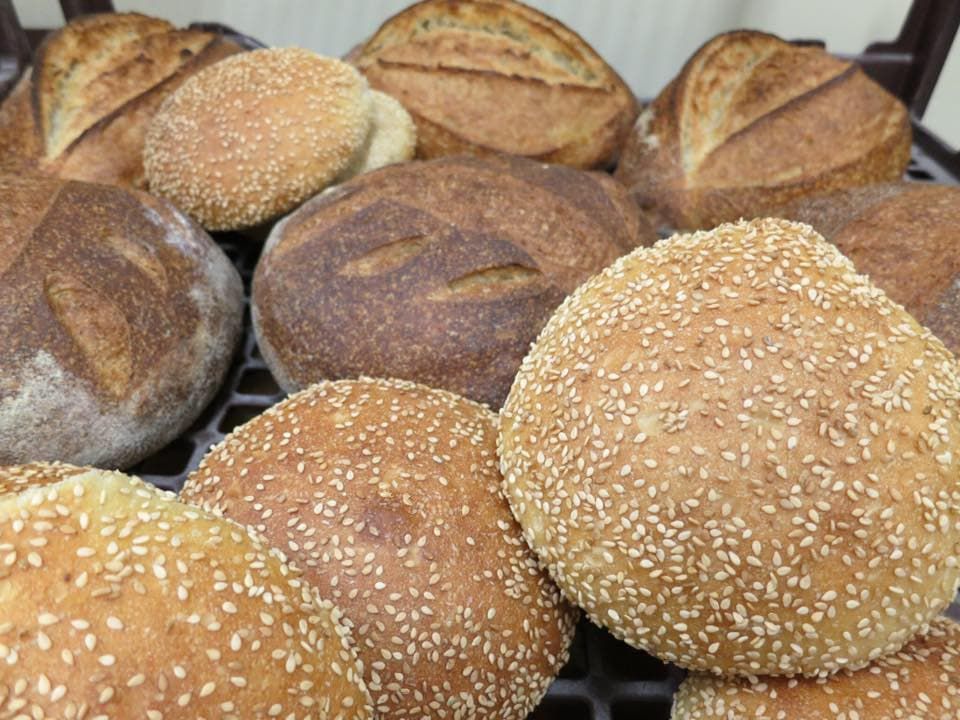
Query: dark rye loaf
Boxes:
[
  {"xmin": 252, "ymin": 155, "xmax": 650, "ymax": 408},
  {"xmin": 0, "ymin": 175, "xmax": 243, "ymax": 468},
  {"xmin": 615, "ymin": 30, "xmax": 911, "ymax": 231},
  {"xmin": 781, "ymin": 182, "xmax": 960, "ymax": 355}
]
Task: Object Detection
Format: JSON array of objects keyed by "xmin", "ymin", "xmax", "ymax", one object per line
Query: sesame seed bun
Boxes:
[
  {"xmin": 339, "ymin": 90, "xmax": 416, "ymax": 179},
  {"xmin": 499, "ymin": 218, "xmax": 960, "ymax": 677},
  {"xmin": 672, "ymin": 616, "xmax": 960, "ymax": 719},
  {"xmin": 182, "ymin": 377, "xmax": 578, "ymax": 718},
  {"xmin": 0, "ymin": 463, "xmax": 373, "ymax": 719},
  {"xmin": 144, "ymin": 48, "xmax": 373, "ymax": 231}
]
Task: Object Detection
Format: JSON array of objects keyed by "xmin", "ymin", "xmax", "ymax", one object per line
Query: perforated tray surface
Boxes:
[{"xmin": 129, "ymin": 145, "xmax": 960, "ymax": 720}]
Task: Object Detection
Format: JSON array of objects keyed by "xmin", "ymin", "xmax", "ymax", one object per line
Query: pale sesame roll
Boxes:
[
  {"xmin": 0, "ymin": 464, "xmax": 373, "ymax": 719},
  {"xmin": 144, "ymin": 48, "xmax": 373, "ymax": 231},
  {"xmin": 500, "ymin": 217, "xmax": 960, "ymax": 678}
]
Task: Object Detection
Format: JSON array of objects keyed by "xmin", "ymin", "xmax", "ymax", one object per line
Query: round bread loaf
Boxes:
[
  {"xmin": 0, "ymin": 463, "xmax": 373, "ymax": 719},
  {"xmin": 252, "ymin": 155, "xmax": 650, "ymax": 407},
  {"xmin": 351, "ymin": 0, "xmax": 638, "ymax": 168},
  {"xmin": 499, "ymin": 217, "xmax": 960, "ymax": 677},
  {"xmin": 339, "ymin": 90, "xmax": 417, "ymax": 179},
  {"xmin": 144, "ymin": 47, "xmax": 374, "ymax": 230},
  {"xmin": 615, "ymin": 31, "xmax": 910, "ymax": 230},
  {"xmin": 672, "ymin": 616, "xmax": 960, "ymax": 719},
  {"xmin": 181, "ymin": 377, "xmax": 579, "ymax": 719},
  {"xmin": 0, "ymin": 175, "xmax": 242, "ymax": 469},
  {"xmin": 780, "ymin": 182, "xmax": 960, "ymax": 355}
]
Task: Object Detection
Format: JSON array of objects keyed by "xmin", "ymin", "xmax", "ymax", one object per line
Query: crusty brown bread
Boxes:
[
  {"xmin": 0, "ymin": 175, "xmax": 243, "ymax": 469},
  {"xmin": 615, "ymin": 31, "xmax": 911, "ymax": 230},
  {"xmin": 181, "ymin": 378, "xmax": 578, "ymax": 719},
  {"xmin": 145, "ymin": 48, "xmax": 374, "ymax": 230},
  {"xmin": 252, "ymin": 155, "xmax": 650, "ymax": 407},
  {"xmin": 0, "ymin": 464, "xmax": 373, "ymax": 719},
  {"xmin": 672, "ymin": 616, "xmax": 960, "ymax": 719},
  {"xmin": 351, "ymin": 0, "xmax": 638, "ymax": 168},
  {"xmin": 500, "ymin": 218, "xmax": 960, "ymax": 677},
  {"xmin": 780, "ymin": 182, "xmax": 960, "ymax": 355},
  {"xmin": 0, "ymin": 12, "xmax": 244, "ymax": 189}
]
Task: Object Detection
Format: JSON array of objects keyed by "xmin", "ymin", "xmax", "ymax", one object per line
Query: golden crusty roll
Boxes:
[
  {"xmin": 0, "ymin": 463, "xmax": 373, "ymax": 719},
  {"xmin": 780, "ymin": 182, "xmax": 960, "ymax": 355},
  {"xmin": 0, "ymin": 175, "xmax": 243, "ymax": 469},
  {"xmin": 182, "ymin": 378, "xmax": 578, "ymax": 719},
  {"xmin": 350, "ymin": 0, "xmax": 638, "ymax": 169},
  {"xmin": 0, "ymin": 12, "xmax": 244, "ymax": 189},
  {"xmin": 672, "ymin": 616, "xmax": 960, "ymax": 719},
  {"xmin": 500, "ymin": 218, "xmax": 960, "ymax": 677},
  {"xmin": 252, "ymin": 154, "xmax": 649, "ymax": 408},
  {"xmin": 145, "ymin": 48, "xmax": 375, "ymax": 231},
  {"xmin": 615, "ymin": 31, "xmax": 911, "ymax": 230}
]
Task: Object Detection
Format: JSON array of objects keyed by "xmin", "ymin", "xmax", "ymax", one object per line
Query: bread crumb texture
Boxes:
[
  {"xmin": 144, "ymin": 47, "xmax": 373, "ymax": 230},
  {"xmin": 673, "ymin": 616, "xmax": 960, "ymax": 719},
  {"xmin": 182, "ymin": 377, "xmax": 578, "ymax": 718},
  {"xmin": 0, "ymin": 463, "xmax": 373, "ymax": 719},
  {"xmin": 500, "ymin": 217, "xmax": 960, "ymax": 677}
]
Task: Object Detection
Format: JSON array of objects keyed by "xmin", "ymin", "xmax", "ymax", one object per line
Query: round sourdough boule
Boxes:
[
  {"xmin": 181, "ymin": 377, "xmax": 579, "ymax": 719},
  {"xmin": 339, "ymin": 90, "xmax": 416, "ymax": 180},
  {"xmin": 252, "ymin": 155, "xmax": 650, "ymax": 407},
  {"xmin": 672, "ymin": 616, "xmax": 960, "ymax": 719},
  {"xmin": 0, "ymin": 463, "xmax": 373, "ymax": 719},
  {"xmin": 144, "ymin": 47, "xmax": 373, "ymax": 230},
  {"xmin": 499, "ymin": 217, "xmax": 960, "ymax": 677},
  {"xmin": 0, "ymin": 175, "xmax": 243, "ymax": 469}
]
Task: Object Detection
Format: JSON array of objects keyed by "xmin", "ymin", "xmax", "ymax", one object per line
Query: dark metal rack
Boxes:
[{"xmin": 0, "ymin": 1, "xmax": 958, "ymax": 718}]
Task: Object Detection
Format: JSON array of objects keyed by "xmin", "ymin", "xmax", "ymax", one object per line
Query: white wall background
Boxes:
[{"xmin": 14, "ymin": 0, "xmax": 959, "ymax": 149}]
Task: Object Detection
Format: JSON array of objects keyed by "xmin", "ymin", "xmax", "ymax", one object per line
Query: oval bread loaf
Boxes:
[
  {"xmin": 0, "ymin": 463, "xmax": 373, "ymax": 719},
  {"xmin": 252, "ymin": 155, "xmax": 650, "ymax": 407},
  {"xmin": 500, "ymin": 217, "xmax": 960, "ymax": 677},
  {"xmin": 0, "ymin": 175, "xmax": 243, "ymax": 469},
  {"xmin": 351, "ymin": 0, "xmax": 638, "ymax": 168}
]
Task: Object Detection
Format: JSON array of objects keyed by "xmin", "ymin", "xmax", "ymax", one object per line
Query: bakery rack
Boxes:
[{"xmin": 2, "ymin": 1, "xmax": 960, "ymax": 718}]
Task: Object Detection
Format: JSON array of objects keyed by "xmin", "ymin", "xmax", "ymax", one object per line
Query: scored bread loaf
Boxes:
[
  {"xmin": 350, "ymin": 0, "xmax": 638, "ymax": 168},
  {"xmin": 252, "ymin": 155, "xmax": 649, "ymax": 407},
  {"xmin": 0, "ymin": 12, "xmax": 245, "ymax": 189},
  {"xmin": 0, "ymin": 464, "xmax": 373, "ymax": 718},
  {"xmin": 0, "ymin": 175, "xmax": 243, "ymax": 469},
  {"xmin": 615, "ymin": 31, "xmax": 911, "ymax": 230},
  {"xmin": 780, "ymin": 182, "xmax": 960, "ymax": 355}
]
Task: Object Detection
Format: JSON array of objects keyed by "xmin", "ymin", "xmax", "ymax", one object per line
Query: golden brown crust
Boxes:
[
  {"xmin": 0, "ymin": 464, "xmax": 373, "ymax": 719},
  {"xmin": 181, "ymin": 378, "xmax": 578, "ymax": 719},
  {"xmin": 779, "ymin": 182, "xmax": 960, "ymax": 356},
  {"xmin": 144, "ymin": 48, "xmax": 373, "ymax": 230},
  {"xmin": 0, "ymin": 175, "xmax": 243, "ymax": 469},
  {"xmin": 252, "ymin": 155, "xmax": 650, "ymax": 407},
  {"xmin": 352, "ymin": 0, "xmax": 638, "ymax": 169},
  {"xmin": 615, "ymin": 31, "xmax": 911, "ymax": 230},
  {"xmin": 0, "ymin": 13, "xmax": 244, "ymax": 190},
  {"xmin": 673, "ymin": 617, "xmax": 960, "ymax": 719},
  {"xmin": 499, "ymin": 218, "xmax": 960, "ymax": 677}
]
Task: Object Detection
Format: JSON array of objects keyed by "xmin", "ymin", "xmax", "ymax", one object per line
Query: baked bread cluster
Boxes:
[{"xmin": 0, "ymin": 2, "xmax": 959, "ymax": 718}]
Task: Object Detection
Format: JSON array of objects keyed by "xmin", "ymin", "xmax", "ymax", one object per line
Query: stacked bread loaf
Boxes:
[{"xmin": 1, "ymin": 1, "xmax": 959, "ymax": 718}]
